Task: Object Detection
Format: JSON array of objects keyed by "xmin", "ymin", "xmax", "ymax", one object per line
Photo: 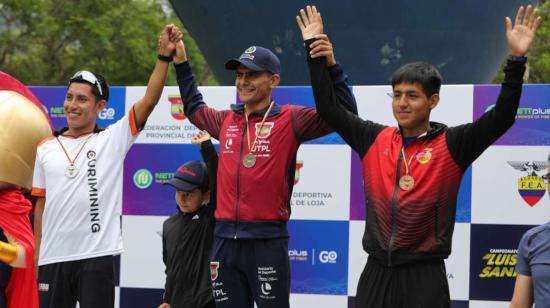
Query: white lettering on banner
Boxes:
[
  {"xmin": 489, "ymin": 249, "xmax": 518, "ymax": 254},
  {"xmin": 288, "ymin": 249, "xmax": 308, "ymax": 261},
  {"xmin": 141, "ymin": 124, "xmax": 200, "ymax": 141},
  {"xmin": 98, "ymin": 108, "xmax": 115, "ymax": 120},
  {"xmin": 144, "ymin": 125, "xmax": 181, "ymax": 131},
  {"xmin": 319, "ymin": 251, "xmax": 338, "ymax": 264},
  {"xmin": 145, "ymin": 132, "xmax": 188, "ymax": 139}
]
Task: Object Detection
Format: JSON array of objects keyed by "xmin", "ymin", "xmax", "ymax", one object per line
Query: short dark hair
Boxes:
[{"xmin": 391, "ymin": 62, "xmax": 442, "ymax": 97}]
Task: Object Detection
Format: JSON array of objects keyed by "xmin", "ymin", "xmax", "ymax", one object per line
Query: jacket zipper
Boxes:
[
  {"xmin": 388, "ymin": 149, "xmax": 403, "ymax": 267},
  {"xmin": 233, "ymin": 119, "xmax": 247, "ymax": 239}
]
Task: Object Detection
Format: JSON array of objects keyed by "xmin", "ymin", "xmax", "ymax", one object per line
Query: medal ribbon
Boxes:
[
  {"xmin": 244, "ymin": 101, "xmax": 275, "ymax": 155},
  {"xmin": 56, "ymin": 133, "xmax": 94, "ymax": 167},
  {"xmin": 400, "ymin": 138, "xmax": 429, "ymax": 179}
]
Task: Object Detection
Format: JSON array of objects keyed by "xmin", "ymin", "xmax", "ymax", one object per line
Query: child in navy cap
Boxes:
[{"xmin": 159, "ymin": 130, "xmax": 217, "ymax": 308}]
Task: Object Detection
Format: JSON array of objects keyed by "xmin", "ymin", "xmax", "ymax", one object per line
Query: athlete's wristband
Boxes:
[
  {"xmin": 0, "ymin": 241, "xmax": 17, "ymax": 264},
  {"xmin": 508, "ymin": 55, "xmax": 527, "ymax": 63},
  {"xmin": 158, "ymin": 54, "xmax": 173, "ymax": 62}
]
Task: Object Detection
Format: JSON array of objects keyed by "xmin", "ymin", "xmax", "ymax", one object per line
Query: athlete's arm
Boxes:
[
  {"xmin": 160, "ymin": 224, "xmax": 171, "ymax": 308},
  {"xmin": 201, "ymin": 138, "xmax": 218, "ymax": 213},
  {"xmin": 192, "ymin": 130, "xmax": 218, "ymax": 214},
  {"xmin": 509, "ymin": 274, "xmax": 534, "ymax": 308},
  {"xmin": 446, "ymin": 6, "xmax": 540, "ymax": 169},
  {"xmin": 173, "ymin": 40, "xmax": 227, "ymax": 139},
  {"xmin": 308, "ymin": 34, "xmax": 357, "ymax": 115},
  {"xmin": 298, "ymin": 6, "xmax": 384, "ymax": 155},
  {"xmin": 33, "ymin": 197, "xmax": 45, "ymax": 272},
  {"xmin": 133, "ymin": 25, "xmax": 182, "ymax": 129}
]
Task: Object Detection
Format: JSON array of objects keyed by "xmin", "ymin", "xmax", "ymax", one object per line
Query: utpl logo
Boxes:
[{"xmin": 133, "ymin": 169, "xmax": 153, "ymax": 189}]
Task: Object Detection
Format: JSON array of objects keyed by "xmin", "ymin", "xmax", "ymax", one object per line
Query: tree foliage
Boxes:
[
  {"xmin": 493, "ymin": 0, "xmax": 550, "ymax": 83},
  {"xmin": 0, "ymin": 0, "xmax": 217, "ymax": 86}
]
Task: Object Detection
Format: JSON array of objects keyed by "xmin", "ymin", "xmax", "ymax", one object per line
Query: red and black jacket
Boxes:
[
  {"xmin": 176, "ymin": 61, "xmax": 357, "ymax": 239},
  {"xmin": 308, "ymin": 48, "xmax": 525, "ymax": 266}
]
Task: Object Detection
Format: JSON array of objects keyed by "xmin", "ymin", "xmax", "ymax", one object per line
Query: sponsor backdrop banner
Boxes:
[{"xmin": 29, "ymin": 84, "xmax": 550, "ymax": 307}]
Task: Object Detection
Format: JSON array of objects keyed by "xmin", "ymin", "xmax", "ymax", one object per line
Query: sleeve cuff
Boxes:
[
  {"xmin": 304, "ymin": 38, "xmax": 317, "ymax": 59},
  {"xmin": 128, "ymin": 105, "xmax": 140, "ymax": 136},
  {"xmin": 201, "ymin": 139, "xmax": 214, "ymax": 148},
  {"xmin": 31, "ymin": 187, "xmax": 46, "ymax": 197},
  {"xmin": 503, "ymin": 58, "xmax": 527, "ymax": 84}
]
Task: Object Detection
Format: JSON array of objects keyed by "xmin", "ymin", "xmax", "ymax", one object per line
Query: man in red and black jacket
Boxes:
[
  {"xmin": 299, "ymin": 4, "xmax": 541, "ymax": 308},
  {"xmin": 172, "ymin": 36, "xmax": 357, "ymax": 306}
]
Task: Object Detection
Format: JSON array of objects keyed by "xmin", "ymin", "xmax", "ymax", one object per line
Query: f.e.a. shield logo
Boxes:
[
  {"xmin": 508, "ymin": 161, "xmax": 549, "ymax": 206},
  {"xmin": 133, "ymin": 169, "xmax": 153, "ymax": 189}
]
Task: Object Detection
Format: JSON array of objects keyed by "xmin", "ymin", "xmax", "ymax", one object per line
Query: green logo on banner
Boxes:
[{"xmin": 133, "ymin": 169, "xmax": 153, "ymax": 189}]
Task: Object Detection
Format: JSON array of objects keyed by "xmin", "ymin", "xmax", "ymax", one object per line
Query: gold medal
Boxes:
[
  {"xmin": 65, "ymin": 165, "xmax": 78, "ymax": 178},
  {"xmin": 242, "ymin": 153, "xmax": 256, "ymax": 168},
  {"xmin": 399, "ymin": 174, "xmax": 415, "ymax": 191}
]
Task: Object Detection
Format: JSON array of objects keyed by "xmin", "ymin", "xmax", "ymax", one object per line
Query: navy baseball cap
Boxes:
[
  {"xmin": 165, "ymin": 160, "xmax": 208, "ymax": 192},
  {"xmin": 225, "ymin": 46, "xmax": 281, "ymax": 75}
]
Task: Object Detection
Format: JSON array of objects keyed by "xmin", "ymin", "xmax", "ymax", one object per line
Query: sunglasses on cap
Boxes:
[{"xmin": 69, "ymin": 71, "xmax": 103, "ymax": 98}]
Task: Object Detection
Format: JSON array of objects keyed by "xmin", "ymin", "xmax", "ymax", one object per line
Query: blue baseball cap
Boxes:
[
  {"xmin": 225, "ymin": 46, "xmax": 281, "ymax": 75},
  {"xmin": 164, "ymin": 160, "xmax": 208, "ymax": 192}
]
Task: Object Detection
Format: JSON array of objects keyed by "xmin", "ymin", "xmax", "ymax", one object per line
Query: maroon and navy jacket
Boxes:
[
  {"xmin": 175, "ymin": 61, "xmax": 357, "ymax": 239},
  {"xmin": 308, "ymin": 51, "xmax": 526, "ymax": 266}
]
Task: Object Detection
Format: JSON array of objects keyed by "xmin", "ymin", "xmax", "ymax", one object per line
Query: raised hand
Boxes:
[
  {"xmin": 159, "ymin": 24, "xmax": 176, "ymax": 57},
  {"xmin": 296, "ymin": 5, "xmax": 323, "ymax": 41},
  {"xmin": 308, "ymin": 34, "xmax": 337, "ymax": 67},
  {"xmin": 173, "ymin": 39, "xmax": 188, "ymax": 64},
  {"xmin": 191, "ymin": 130, "xmax": 211, "ymax": 145},
  {"xmin": 169, "ymin": 26, "xmax": 183, "ymax": 44},
  {"xmin": 506, "ymin": 5, "xmax": 541, "ymax": 56}
]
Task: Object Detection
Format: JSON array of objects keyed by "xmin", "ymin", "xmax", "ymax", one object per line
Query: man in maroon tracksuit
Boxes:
[
  {"xmin": 172, "ymin": 37, "xmax": 357, "ymax": 306},
  {"xmin": 299, "ymin": 4, "xmax": 541, "ymax": 308}
]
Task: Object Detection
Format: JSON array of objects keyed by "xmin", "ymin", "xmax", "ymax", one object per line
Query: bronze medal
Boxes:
[
  {"xmin": 399, "ymin": 174, "xmax": 415, "ymax": 191},
  {"xmin": 243, "ymin": 101, "xmax": 274, "ymax": 169},
  {"xmin": 242, "ymin": 153, "xmax": 256, "ymax": 168}
]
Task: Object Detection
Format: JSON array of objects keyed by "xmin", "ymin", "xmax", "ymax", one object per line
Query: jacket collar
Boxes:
[
  {"xmin": 230, "ymin": 101, "xmax": 281, "ymax": 117},
  {"xmin": 397, "ymin": 121, "xmax": 447, "ymax": 140}
]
